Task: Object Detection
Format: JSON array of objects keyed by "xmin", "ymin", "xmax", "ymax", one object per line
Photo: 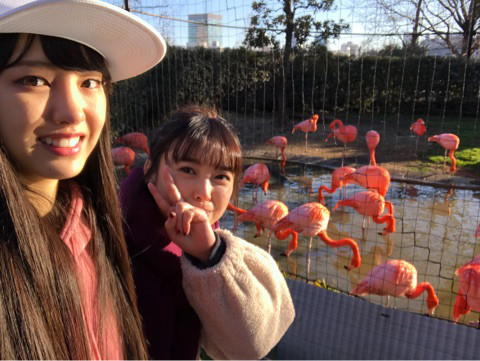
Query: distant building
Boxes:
[
  {"xmin": 187, "ymin": 13, "xmax": 222, "ymax": 49},
  {"xmin": 339, "ymin": 41, "xmax": 360, "ymax": 57}
]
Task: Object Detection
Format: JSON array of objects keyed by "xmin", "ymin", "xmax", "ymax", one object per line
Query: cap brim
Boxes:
[{"xmin": 1, "ymin": 0, "xmax": 166, "ymax": 82}]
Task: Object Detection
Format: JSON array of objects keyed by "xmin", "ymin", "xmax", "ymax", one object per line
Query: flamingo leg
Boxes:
[
  {"xmin": 386, "ymin": 295, "xmax": 390, "ymax": 308},
  {"xmin": 415, "ymin": 136, "xmax": 419, "ymax": 153},
  {"xmin": 305, "ymin": 132, "xmax": 308, "ymax": 153},
  {"xmin": 362, "ymin": 216, "xmax": 367, "ymax": 239},
  {"xmin": 267, "ymin": 231, "xmax": 272, "ymax": 254},
  {"xmin": 306, "ymin": 236, "xmax": 312, "ymax": 279},
  {"xmin": 443, "ymin": 148, "xmax": 447, "ymax": 174},
  {"xmin": 341, "ymin": 144, "xmax": 346, "ymax": 167}
]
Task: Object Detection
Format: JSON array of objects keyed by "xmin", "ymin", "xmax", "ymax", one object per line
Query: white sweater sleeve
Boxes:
[{"xmin": 180, "ymin": 228, "xmax": 295, "ymax": 360}]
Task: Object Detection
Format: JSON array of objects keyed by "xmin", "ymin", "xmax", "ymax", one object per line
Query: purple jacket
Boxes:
[{"xmin": 120, "ymin": 167, "xmax": 201, "ymax": 360}]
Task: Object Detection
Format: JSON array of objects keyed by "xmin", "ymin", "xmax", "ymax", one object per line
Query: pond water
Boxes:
[{"xmin": 220, "ymin": 159, "xmax": 480, "ymax": 325}]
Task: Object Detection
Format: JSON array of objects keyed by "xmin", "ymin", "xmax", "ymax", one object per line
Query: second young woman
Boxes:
[{"xmin": 120, "ymin": 106, "xmax": 295, "ymax": 360}]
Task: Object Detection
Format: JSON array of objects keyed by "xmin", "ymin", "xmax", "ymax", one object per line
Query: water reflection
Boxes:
[{"xmin": 222, "ymin": 160, "xmax": 480, "ymax": 325}]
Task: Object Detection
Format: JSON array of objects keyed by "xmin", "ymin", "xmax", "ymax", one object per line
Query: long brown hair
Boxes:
[{"xmin": 0, "ymin": 34, "xmax": 148, "ymax": 359}]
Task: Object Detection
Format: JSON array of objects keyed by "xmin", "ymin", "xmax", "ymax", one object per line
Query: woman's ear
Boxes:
[{"xmin": 144, "ymin": 159, "xmax": 151, "ymax": 176}]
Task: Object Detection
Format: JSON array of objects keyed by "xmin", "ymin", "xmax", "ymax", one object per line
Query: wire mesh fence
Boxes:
[{"xmin": 107, "ymin": 0, "xmax": 480, "ymax": 328}]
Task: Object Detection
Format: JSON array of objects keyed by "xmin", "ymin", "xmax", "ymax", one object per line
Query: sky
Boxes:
[{"xmin": 107, "ymin": 0, "xmax": 373, "ymax": 50}]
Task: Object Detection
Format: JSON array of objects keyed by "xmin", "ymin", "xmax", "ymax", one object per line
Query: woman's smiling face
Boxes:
[{"xmin": 0, "ymin": 35, "xmax": 106, "ymax": 192}]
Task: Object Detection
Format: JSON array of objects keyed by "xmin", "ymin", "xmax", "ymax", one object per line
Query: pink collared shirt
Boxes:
[{"xmin": 60, "ymin": 184, "xmax": 123, "ymax": 360}]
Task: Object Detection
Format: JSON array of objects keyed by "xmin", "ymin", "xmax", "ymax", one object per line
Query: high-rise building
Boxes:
[{"xmin": 187, "ymin": 13, "xmax": 222, "ymax": 48}]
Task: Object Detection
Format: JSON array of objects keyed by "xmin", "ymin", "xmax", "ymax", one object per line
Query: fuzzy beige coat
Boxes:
[{"xmin": 181, "ymin": 229, "xmax": 295, "ymax": 360}]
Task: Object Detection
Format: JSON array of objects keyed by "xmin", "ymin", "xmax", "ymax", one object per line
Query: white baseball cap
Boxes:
[{"xmin": 0, "ymin": 0, "xmax": 167, "ymax": 82}]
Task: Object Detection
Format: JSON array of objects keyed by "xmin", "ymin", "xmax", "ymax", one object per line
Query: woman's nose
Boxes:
[
  {"xmin": 48, "ymin": 78, "xmax": 86, "ymax": 124},
  {"xmin": 194, "ymin": 178, "xmax": 212, "ymax": 201}
]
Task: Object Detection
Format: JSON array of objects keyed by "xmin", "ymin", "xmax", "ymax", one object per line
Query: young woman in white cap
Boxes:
[
  {"xmin": 0, "ymin": 0, "xmax": 163, "ymax": 359},
  {"xmin": 0, "ymin": 0, "xmax": 294, "ymax": 359}
]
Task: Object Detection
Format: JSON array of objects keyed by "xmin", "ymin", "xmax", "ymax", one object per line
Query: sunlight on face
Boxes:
[{"xmin": 0, "ymin": 35, "xmax": 107, "ymax": 198}]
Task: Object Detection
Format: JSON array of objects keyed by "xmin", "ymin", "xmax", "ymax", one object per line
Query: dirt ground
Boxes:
[{"xmin": 226, "ymin": 111, "xmax": 480, "ymax": 190}]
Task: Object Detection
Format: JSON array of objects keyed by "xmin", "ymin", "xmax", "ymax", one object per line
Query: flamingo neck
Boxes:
[
  {"xmin": 261, "ymin": 180, "xmax": 269, "ymax": 194},
  {"xmin": 333, "ymin": 199, "xmax": 355, "ymax": 212},
  {"xmin": 369, "ymin": 149, "xmax": 377, "ymax": 166},
  {"xmin": 330, "ymin": 119, "xmax": 344, "ymax": 130},
  {"xmin": 275, "ymin": 228, "xmax": 297, "ymax": 241},
  {"xmin": 318, "ymin": 231, "xmax": 361, "ymax": 270},
  {"xmin": 227, "ymin": 202, "xmax": 247, "ymax": 215},
  {"xmin": 280, "ymin": 148, "xmax": 286, "ymax": 167},
  {"xmin": 372, "ymin": 214, "xmax": 395, "ymax": 234}
]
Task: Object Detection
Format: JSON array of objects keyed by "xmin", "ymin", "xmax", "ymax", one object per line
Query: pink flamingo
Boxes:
[
  {"xmin": 326, "ymin": 119, "xmax": 358, "ymax": 166},
  {"xmin": 317, "ymin": 166, "xmax": 356, "ymax": 205},
  {"xmin": 111, "ymin": 147, "xmax": 136, "ymax": 174},
  {"xmin": 115, "ymin": 132, "xmax": 149, "ymax": 155},
  {"xmin": 272, "ymin": 202, "xmax": 361, "ymax": 276},
  {"xmin": 410, "ymin": 118, "xmax": 426, "ymax": 153},
  {"xmin": 333, "ymin": 190, "xmax": 395, "ymax": 237},
  {"xmin": 351, "ymin": 259, "xmax": 439, "ymax": 315},
  {"xmin": 427, "ymin": 133, "xmax": 460, "ymax": 174},
  {"xmin": 365, "ymin": 130, "xmax": 380, "ymax": 166},
  {"xmin": 291, "ymin": 114, "xmax": 319, "ymax": 152},
  {"xmin": 227, "ymin": 201, "xmax": 298, "ymax": 256},
  {"xmin": 266, "ymin": 136, "xmax": 288, "ymax": 167},
  {"xmin": 453, "ymin": 239, "xmax": 480, "ymax": 323},
  {"xmin": 241, "ymin": 163, "xmax": 270, "ymax": 203},
  {"xmin": 339, "ymin": 165, "xmax": 391, "ymax": 197}
]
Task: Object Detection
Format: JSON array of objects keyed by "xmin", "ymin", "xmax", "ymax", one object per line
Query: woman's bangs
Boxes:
[
  {"xmin": 170, "ymin": 133, "xmax": 242, "ymax": 175},
  {"xmin": 40, "ymin": 35, "xmax": 111, "ymax": 84}
]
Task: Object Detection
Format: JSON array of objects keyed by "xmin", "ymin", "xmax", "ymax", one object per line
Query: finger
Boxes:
[
  {"xmin": 183, "ymin": 208, "xmax": 196, "ymax": 235},
  {"xmin": 164, "ymin": 211, "xmax": 178, "ymax": 240},
  {"xmin": 161, "ymin": 165, "xmax": 182, "ymax": 204},
  {"xmin": 147, "ymin": 182, "xmax": 172, "ymax": 217}
]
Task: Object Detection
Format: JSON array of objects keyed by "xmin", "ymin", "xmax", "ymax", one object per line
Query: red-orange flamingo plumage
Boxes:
[
  {"xmin": 228, "ymin": 200, "xmax": 298, "ymax": 256},
  {"xmin": 333, "ymin": 190, "xmax": 395, "ymax": 236},
  {"xmin": 241, "ymin": 163, "xmax": 270, "ymax": 203},
  {"xmin": 365, "ymin": 130, "xmax": 380, "ymax": 166},
  {"xmin": 292, "ymin": 114, "xmax": 319, "ymax": 152},
  {"xmin": 427, "ymin": 133, "xmax": 460, "ymax": 174},
  {"xmin": 410, "ymin": 118, "xmax": 426, "ymax": 153},
  {"xmin": 317, "ymin": 166, "xmax": 356, "ymax": 205},
  {"xmin": 351, "ymin": 259, "xmax": 439, "ymax": 315},
  {"xmin": 111, "ymin": 147, "xmax": 135, "ymax": 174},
  {"xmin": 266, "ymin": 136, "xmax": 288, "ymax": 167},
  {"xmin": 272, "ymin": 202, "xmax": 361, "ymax": 276},
  {"xmin": 116, "ymin": 132, "xmax": 149, "ymax": 155},
  {"xmin": 339, "ymin": 165, "xmax": 391, "ymax": 197},
  {"xmin": 326, "ymin": 119, "xmax": 358, "ymax": 166}
]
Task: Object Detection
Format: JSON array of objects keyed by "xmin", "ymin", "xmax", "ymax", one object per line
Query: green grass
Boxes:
[{"xmin": 418, "ymin": 115, "xmax": 480, "ymax": 175}]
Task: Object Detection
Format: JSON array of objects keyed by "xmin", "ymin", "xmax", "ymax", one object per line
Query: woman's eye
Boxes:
[
  {"xmin": 180, "ymin": 167, "xmax": 195, "ymax": 174},
  {"xmin": 216, "ymin": 174, "xmax": 231, "ymax": 182},
  {"xmin": 82, "ymin": 79, "xmax": 102, "ymax": 89},
  {"xmin": 17, "ymin": 76, "xmax": 48, "ymax": 87}
]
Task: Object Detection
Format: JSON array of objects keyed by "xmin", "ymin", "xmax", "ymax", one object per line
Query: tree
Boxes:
[
  {"xmin": 361, "ymin": 0, "xmax": 480, "ymax": 58},
  {"xmin": 244, "ymin": 0, "xmax": 349, "ymax": 121}
]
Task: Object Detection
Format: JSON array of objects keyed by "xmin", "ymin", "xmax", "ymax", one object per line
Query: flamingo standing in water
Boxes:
[
  {"xmin": 410, "ymin": 118, "xmax": 426, "ymax": 153},
  {"xmin": 241, "ymin": 163, "xmax": 270, "ymax": 203},
  {"xmin": 112, "ymin": 147, "xmax": 136, "ymax": 174},
  {"xmin": 351, "ymin": 259, "xmax": 439, "ymax": 315},
  {"xmin": 365, "ymin": 130, "xmax": 380, "ymax": 166},
  {"xmin": 272, "ymin": 202, "xmax": 361, "ymax": 277},
  {"xmin": 317, "ymin": 166, "xmax": 356, "ymax": 205},
  {"xmin": 227, "ymin": 200, "xmax": 298, "ymax": 255},
  {"xmin": 333, "ymin": 190, "xmax": 395, "ymax": 237},
  {"xmin": 427, "ymin": 133, "xmax": 460, "ymax": 174},
  {"xmin": 116, "ymin": 132, "xmax": 150, "ymax": 155},
  {"xmin": 266, "ymin": 136, "xmax": 288, "ymax": 168},
  {"xmin": 292, "ymin": 114, "xmax": 319, "ymax": 153},
  {"xmin": 326, "ymin": 119, "xmax": 358, "ymax": 166},
  {"xmin": 452, "ymin": 224, "xmax": 480, "ymax": 324},
  {"xmin": 339, "ymin": 165, "xmax": 391, "ymax": 197}
]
